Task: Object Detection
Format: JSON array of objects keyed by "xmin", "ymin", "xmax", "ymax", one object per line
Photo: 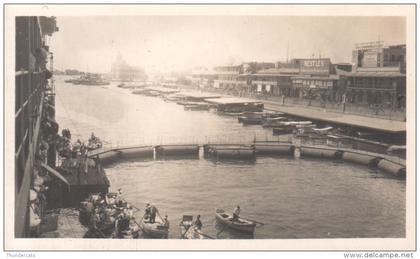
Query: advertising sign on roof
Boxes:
[
  {"xmin": 362, "ymin": 50, "xmax": 380, "ymax": 68},
  {"xmin": 300, "ymin": 58, "xmax": 331, "ymax": 75}
]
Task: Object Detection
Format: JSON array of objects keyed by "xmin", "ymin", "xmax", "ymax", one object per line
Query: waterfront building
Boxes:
[
  {"xmin": 213, "ymin": 64, "xmax": 247, "ymax": 95},
  {"xmin": 15, "ymin": 16, "xmax": 58, "ymax": 237},
  {"xmin": 290, "ymin": 58, "xmax": 344, "ymax": 103},
  {"xmin": 247, "ymin": 60, "xmax": 300, "ymax": 97},
  {"xmin": 190, "ymin": 67, "xmax": 216, "ymax": 89},
  {"xmin": 340, "ymin": 42, "xmax": 406, "ymax": 110},
  {"xmin": 111, "ymin": 53, "xmax": 147, "ymax": 82},
  {"xmin": 213, "ymin": 62, "xmax": 275, "ymax": 95}
]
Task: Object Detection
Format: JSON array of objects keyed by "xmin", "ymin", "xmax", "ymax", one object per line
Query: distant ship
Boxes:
[{"xmin": 66, "ymin": 73, "xmax": 110, "ymax": 86}]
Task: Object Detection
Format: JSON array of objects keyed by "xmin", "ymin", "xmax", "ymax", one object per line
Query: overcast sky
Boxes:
[{"xmin": 49, "ymin": 16, "xmax": 406, "ymax": 74}]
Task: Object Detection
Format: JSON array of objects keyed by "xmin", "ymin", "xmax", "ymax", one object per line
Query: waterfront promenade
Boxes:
[
  {"xmin": 178, "ymin": 87, "xmax": 407, "ymax": 134},
  {"xmin": 262, "ymin": 100, "xmax": 406, "ymax": 133}
]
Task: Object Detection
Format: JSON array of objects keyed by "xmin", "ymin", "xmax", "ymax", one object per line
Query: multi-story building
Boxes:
[
  {"xmin": 341, "ymin": 41, "xmax": 406, "ymax": 109},
  {"xmin": 212, "ymin": 62, "xmax": 276, "ymax": 95},
  {"xmin": 247, "ymin": 60, "xmax": 300, "ymax": 96},
  {"xmin": 213, "ymin": 65, "xmax": 247, "ymax": 94},
  {"xmin": 290, "ymin": 58, "xmax": 344, "ymax": 102},
  {"xmin": 111, "ymin": 53, "xmax": 147, "ymax": 81}
]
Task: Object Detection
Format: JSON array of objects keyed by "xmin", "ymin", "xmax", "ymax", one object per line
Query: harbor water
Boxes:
[{"xmin": 55, "ymin": 76, "xmax": 405, "ymax": 239}]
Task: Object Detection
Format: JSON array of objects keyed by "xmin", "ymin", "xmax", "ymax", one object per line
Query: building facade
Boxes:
[
  {"xmin": 213, "ymin": 65, "xmax": 247, "ymax": 95},
  {"xmin": 194, "ymin": 40, "xmax": 405, "ymax": 111},
  {"xmin": 248, "ymin": 60, "xmax": 300, "ymax": 97},
  {"xmin": 344, "ymin": 42, "xmax": 406, "ymax": 109},
  {"xmin": 289, "ymin": 58, "xmax": 345, "ymax": 103}
]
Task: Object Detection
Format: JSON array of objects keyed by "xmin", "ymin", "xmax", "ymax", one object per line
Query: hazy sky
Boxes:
[{"xmin": 49, "ymin": 16, "xmax": 406, "ymax": 74}]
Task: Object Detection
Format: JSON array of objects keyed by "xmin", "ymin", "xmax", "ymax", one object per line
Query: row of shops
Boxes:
[{"xmin": 191, "ymin": 42, "xmax": 406, "ymax": 109}]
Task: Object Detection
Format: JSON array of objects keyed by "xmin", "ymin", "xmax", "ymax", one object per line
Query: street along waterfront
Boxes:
[{"xmin": 55, "ymin": 76, "xmax": 405, "ymax": 239}]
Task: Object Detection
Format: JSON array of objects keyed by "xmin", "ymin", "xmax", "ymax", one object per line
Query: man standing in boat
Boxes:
[
  {"xmin": 232, "ymin": 205, "xmax": 240, "ymax": 222},
  {"xmin": 144, "ymin": 203, "xmax": 151, "ymax": 221},
  {"xmin": 194, "ymin": 215, "xmax": 202, "ymax": 230},
  {"xmin": 163, "ymin": 215, "xmax": 170, "ymax": 228},
  {"xmin": 149, "ymin": 204, "xmax": 157, "ymax": 223}
]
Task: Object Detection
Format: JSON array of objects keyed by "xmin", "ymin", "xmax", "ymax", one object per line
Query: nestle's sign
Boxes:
[{"xmin": 300, "ymin": 58, "xmax": 330, "ymax": 74}]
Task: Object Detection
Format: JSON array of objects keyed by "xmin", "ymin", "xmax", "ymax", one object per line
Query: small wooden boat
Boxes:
[
  {"xmin": 295, "ymin": 124, "xmax": 317, "ymax": 129},
  {"xmin": 184, "ymin": 226, "xmax": 205, "ymax": 239},
  {"xmin": 262, "ymin": 118, "xmax": 289, "ymax": 128},
  {"xmin": 144, "ymin": 90, "xmax": 161, "ymax": 97},
  {"xmin": 116, "ymin": 220, "xmax": 141, "ymax": 239},
  {"xmin": 262, "ymin": 112, "xmax": 285, "ymax": 118},
  {"xmin": 179, "ymin": 215, "xmax": 204, "ymax": 239},
  {"xmin": 279, "ymin": 121, "xmax": 312, "ymax": 126},
  {"xmin": 132, "ymin": 89, "xmax": 149, "ymax": 95},
  {"xmin": 240, "ymin": 116, "xmax": 264, "ymax": 125},
  {"xmin": 164, "ymin": 94, "xmax": 184, "ymax": 102},
  {"xmin": 264, "ymin": 116, "xmax": 287, "ymax": 122},
  {"xmin": 183, "ymin": 102, "xmax": 210, "ymax": 111},
  {"xmin": 222, "ymin": 112, "xmax": 244, "ymax": 116},
  {"xmin": 215, "ymin": 209, "xmax": 256, "ymax": 234},
  {"xmin": 139, "ymin": 215, "xmax": 169, "ymax": 238},
  {"xmin": 272, "ymin": 127, "xmax": 294, "ymax": 135}
]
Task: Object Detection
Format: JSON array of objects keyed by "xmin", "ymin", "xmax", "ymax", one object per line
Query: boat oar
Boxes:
[
  {"xmin": 240, "ymin": 217, "xmax": 265, "ymax": 226},
  {"xmin": 137, "ymin": 213, "xmax": 145, "ymax": 225},
  {"xmin": 199, "ymin": 231, "xmax": 215, "ymax": 239},
  {"xmin": 181, "ymin": 224, "xmax": 192, "ymax": 239},
  {"xmin": 157, "ymin": 210, "xmax": 164, "ymax": 222},
  {"xmin": 216, "ymin": 218, "xmax": 232, "ymax": 236}
]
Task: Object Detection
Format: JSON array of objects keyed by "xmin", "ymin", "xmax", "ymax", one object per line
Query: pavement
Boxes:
[{"xmin": 262, "ymin": 100, "xmax": 406, "ymax": 133}]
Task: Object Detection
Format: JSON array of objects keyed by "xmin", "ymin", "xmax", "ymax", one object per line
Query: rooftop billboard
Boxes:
[{"xmin": 299, "ymin": 58, "xmax": 331, "ymax": 75}]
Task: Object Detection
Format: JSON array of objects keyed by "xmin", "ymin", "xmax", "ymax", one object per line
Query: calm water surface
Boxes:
[{"xmin": 55, "ymin": 76, "xmax": 405, "ymax": 239}]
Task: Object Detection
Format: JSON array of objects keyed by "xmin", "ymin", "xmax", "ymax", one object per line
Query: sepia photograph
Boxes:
[{"xmin": 4, "ymin": 4, "xmax": 416, "ymax": 252}]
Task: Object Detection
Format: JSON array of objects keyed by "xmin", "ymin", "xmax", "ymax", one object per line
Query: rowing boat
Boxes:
[
  {"xmin": 215, "ymin": 209, "xmax": 256, "ymax": 234},
  {"xmin": 139, "ymin": 216, "xmax": 169, "ymax": 238},
  {"xmin": 179, "ymin": 215, "xmax": 205, "ymax": 239}
]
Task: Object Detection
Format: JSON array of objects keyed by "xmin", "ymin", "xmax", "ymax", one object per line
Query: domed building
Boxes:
[{"xmin": 111, "ymin": 53, "xmax": 147, "ymax": 82}]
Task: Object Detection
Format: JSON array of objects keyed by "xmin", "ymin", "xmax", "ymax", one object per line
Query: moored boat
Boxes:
[
  {"xmin": 262, "ymin": 117, "xmax": 289, "ymax": 128},
  {"xmin": 215, "ymin": 209, "xmax": 256, "ymax": 234},
  {"xmin": 272, "ymin": 127, "xmax": 294, "ymax": 135},
  {"xmin": 139, "ymin": 215, "xmax": 169, "ymax": 238},
  {"xmin": 280, "ymin": 121, "xmax": 313, "ymax": 126},
  {"xmin": 222, "ymin": 111, "xmax": 244, "ymax": 116},
  {"xmin": 64, "ymin": 78, "xmax": 76, "ymax": 83},
  {"xmin": 240, "ymin": 116, "xmax": 264, "ymax": 125},
  {"xmin": 262, "ymin": 112, "xmax": 285, "ymax": 118},
  {"xmin": 183, "ymin": 102, "xmax": 210, "ymax": 111},
  {"xmin": 179, "ymin": 215, "xmax": 204, "ymax": 239},
  {"xmin": 183, "ymin": 226, "xmax": 205, "ymax": 239}
]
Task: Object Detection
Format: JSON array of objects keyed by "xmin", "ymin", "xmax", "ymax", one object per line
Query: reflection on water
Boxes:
[
  {"xmin": 55, "ymin": 76, "xmax": 405, "ymax": 239},
  {"xmin": 214, "ymin": 221, "xmax": 255, "ymax": 239},
  {"xmin": 103, "ymin": 158, "xmax": 405, "ymax": 239}
]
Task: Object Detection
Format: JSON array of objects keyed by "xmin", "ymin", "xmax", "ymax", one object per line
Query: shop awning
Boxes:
[{"xmin": 40, "ymin": 162, "xmax": 70, "ymax": 191}]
